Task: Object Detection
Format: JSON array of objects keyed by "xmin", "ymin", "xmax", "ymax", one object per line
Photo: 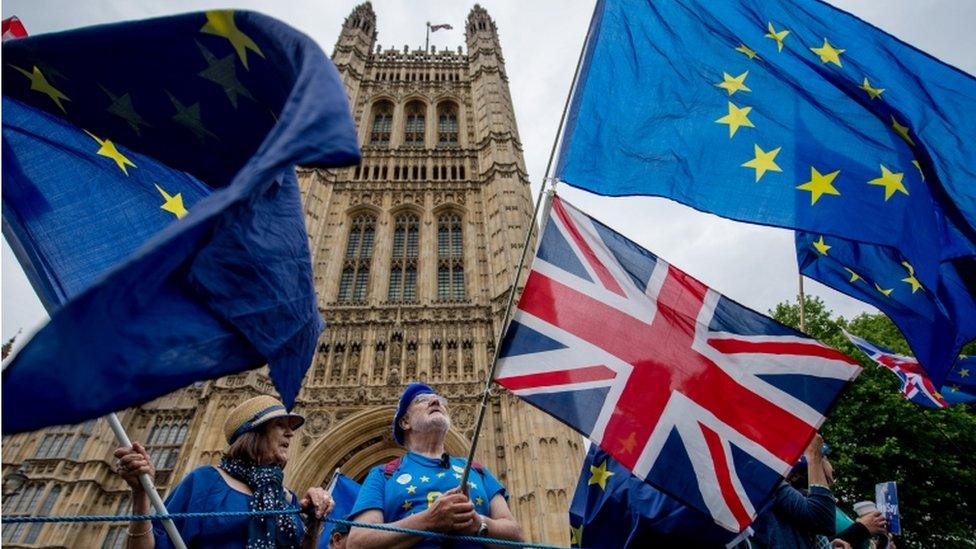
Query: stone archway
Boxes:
[{"xmin": 287, "ymin": 405, "xmax": 470, "ymax": 492}]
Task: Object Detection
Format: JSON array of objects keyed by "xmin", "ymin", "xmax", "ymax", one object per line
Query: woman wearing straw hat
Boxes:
[{"xmin": 114, "ymin": 395, "xmax": 335, "ymax": 548}]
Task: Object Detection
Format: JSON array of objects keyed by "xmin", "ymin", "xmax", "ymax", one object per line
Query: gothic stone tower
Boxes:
[
  {"xmin": 0, "ymin": 4, "xmax": 582, "ymax": 547},
  {"xmin": 294, "ymin": 2, "xmax": 584, "ymax": 543}
]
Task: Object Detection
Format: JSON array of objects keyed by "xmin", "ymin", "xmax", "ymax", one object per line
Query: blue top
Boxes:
[
  {"xmin": 152, "ymin": 466, "xmax": 304, "ymax": 548},
  {"xmin": 749, "ymin": 483, "xmax": 835, "ymax": 549},
  {"xmin": 349, "ymin": 453, "xmax": 507, "ymax": 549}
]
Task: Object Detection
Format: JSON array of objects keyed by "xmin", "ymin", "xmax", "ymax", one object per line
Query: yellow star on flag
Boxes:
[
  {"xmin": 875, "ymin": 283, "xmax": 893, "ymax": 297},
  {"xmin": 419, "ymin": 475, "xmax": 430, "ymax": 483},
  {"xmin": 911, "ymin": 160, "xmax": 925, "ymax": 181},
  {"xmin": 12, "ymin": 65, "xmax": 71, "ymax": 113},
  {"xmin": 860, "ymin": 78, "xmax": 885, "ymax": 100},
  {"xmin": 813, "ymin": 236, "xmax": 831, "ymax": 255},
  {"xmin": 867, "ymin": 165, "xmax": 908, "ymax": 201},
  {"xmin": 810, "ymin": 38, "xmax": 844, "ymax": 66},
  {"xmin": 960, "ymin": 368, "xmax": 970, "ymax": 378},
  {"xmin": 588, "ymin": 460, "xmax": 615, "ymax": 490},
  {"xmin": 406, "ymin": 484, "xmax": 417, "ymax": 494},
  {"xmin": 84, "ymin": 130, "xmax": 136, "ymax": 175},
  {"xmin": 155, "ymin": 184, "xmax": 189, "ymax": 219},
  {"xmin": 716, "ymin": 101, "xmax": 755, "ymax": 138},
  {"xmin": 741, "ymin": 144, "xmax": 782, "ymax": 182},
  {"xmin": 845, "ymin": 268, "xmax": 862, "ymax": 283},
  {"xmin": 796, "ymin": 167, "xmax": 841, "ymax": 205},
  {"xmin": 402, "ymin": 501, "xmax": 413, "ymax": 511},
  {"xmin": 570, "ymin": 525, "xmax": 583, "ymax": 547},
  {"xmin": 900, "ymin": 262, "xmax": 923, "ymax": 293},
  {"xmin": 715, "ymin": 71, "xmax": 751, "ymax": 96},
  {"xmin": 200, "ymin": 10, "xmax": 266, "ymax": 69},
  {"xmin": 765, "ymin": 23, "xmax": 790, "ymax": 52},
  {"xmin": 891, "ymin": 116, "xmax": 915, "ymax": 146},
  {"xmin": 475, "ymin": 496, "xmax": 484, "ymax": 506},
  {"xmin": 735, "ymin": 44, "xmax": 759, "ymax": 60}
]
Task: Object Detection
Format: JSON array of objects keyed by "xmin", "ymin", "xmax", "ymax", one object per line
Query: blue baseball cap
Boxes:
[{"xmin": 392, "ymin": 383, "xmax": 436, "ymax": 446}]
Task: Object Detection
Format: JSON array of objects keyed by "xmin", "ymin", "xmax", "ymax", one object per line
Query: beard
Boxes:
[{"xmin": 412, "ymin": 411, "xmax": 451, "ymax": 434}]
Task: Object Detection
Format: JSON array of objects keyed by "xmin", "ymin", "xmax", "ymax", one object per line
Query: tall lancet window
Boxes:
[
  {"xmin": 404, "ymin": 101, "xmax": 426, "ymax": 148},
  {"xmin": 437, "ymin": 102, "xmax": 459, "ymax": 147},
  {"xmin": 437, "ymin": 213, "xmax": 465, "ymax": 301},
  {"xmin": 388, "ymin": 213, "xmax": 419, "ymax": 302},
  {"xmin": 369, "ymin": 101, "xmax": 393, "ymax": 146},
  {"xmin": 339, "ymin": 213, "xmax": 375, "ymax": 302}
]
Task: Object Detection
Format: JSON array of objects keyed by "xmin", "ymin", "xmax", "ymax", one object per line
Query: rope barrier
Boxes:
[{"xmin": 0, "ymin": 510, "xmax": 570, "ymax": 549}]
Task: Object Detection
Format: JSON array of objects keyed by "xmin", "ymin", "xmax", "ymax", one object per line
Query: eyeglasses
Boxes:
[{"xmin": 411, "ymin": 394, "xmax": 448, "ymax": 408}]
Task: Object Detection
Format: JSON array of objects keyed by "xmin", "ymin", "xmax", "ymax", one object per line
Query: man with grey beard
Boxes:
[{"xmin": 347, "ymin": 383, "xmax": 523, "ymax": 548}]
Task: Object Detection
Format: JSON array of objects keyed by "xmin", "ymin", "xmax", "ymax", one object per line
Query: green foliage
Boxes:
[{"xmin": 771, "ymin": 296, "xmax": 976, "ymax": 548}]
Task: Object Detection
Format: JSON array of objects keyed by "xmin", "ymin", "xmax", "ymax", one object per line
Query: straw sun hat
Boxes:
[{"xmin": 224, "ymin": 395, "xmax": 305, "ymax": 445}]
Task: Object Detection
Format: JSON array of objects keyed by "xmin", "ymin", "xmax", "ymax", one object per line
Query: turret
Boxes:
[{"xmin": 332, "ymin": 2, "xmax": 377, "ymax": 107}]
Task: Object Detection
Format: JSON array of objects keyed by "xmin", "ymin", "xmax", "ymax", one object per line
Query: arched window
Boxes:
[
  {"xmin": 339, "ymin": 213, "xmax": 375, "ymax": 302},
  {"xmin": 404, "ymin": 101, "xmax": 426, "ymax": 148},
  {"xmin": 369, "ymin": 101, "xmax": 393, "ymax": 146},
  {"xmin": 437, "ymin": 102, "xmax": 459, "ymax": 147},
  {"xmin": 144, "ymin": 417, "xmax": 190, "ymax": 484},
  {"xmin": 437, "ymin": 213, "xmax": 465, "ymax": 301},
  {"xmin": 389, "ymin": 213, "xmax": 419, "ymax": 302},
  {"xmin": 23, "ymin": 485, "xmax": 61, "ymax": 544}
]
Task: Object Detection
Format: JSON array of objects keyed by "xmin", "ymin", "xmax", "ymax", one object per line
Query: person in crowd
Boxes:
[
  {"xmin": 748, "ymin": 433, "xmax": 837, "ymax": 549},
  {"xmin": 114, "ymin": 395, "xmax": 335, "ymax": 548},
  {"xmin": 346, "ymin": 383, "xmax": 523, "ymax": 548},
  {"xmin": 327, "ymin": 522, "xmax": 350, "ymax": 549}
]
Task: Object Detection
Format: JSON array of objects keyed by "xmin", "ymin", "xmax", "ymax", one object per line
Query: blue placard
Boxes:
[{"xmin": 875, "ymin": 481, "xmax": 901, "ymax": 535}]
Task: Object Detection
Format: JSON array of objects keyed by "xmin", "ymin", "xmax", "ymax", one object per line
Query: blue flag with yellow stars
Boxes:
[
  {"xmin": 797, "ymin": 233, "xmax": 976, "ymax": 386},
  {"xmin": 569, "ymin": 445, "xmax": 753, "ymax": 548},
  {"xmin": 1, "ymin": 11, "xmax": 359, "ymax": 434},
  {"xmin": 318, "ymin": 473, "xmax": 361, "ymax": 548},
  {"xmin": 943, "ymin": 356, "xmax": 976, "ymax": 405},
  {"xmin": 555, "ymin": 0, "xmax": 976, "ymax": 356}
]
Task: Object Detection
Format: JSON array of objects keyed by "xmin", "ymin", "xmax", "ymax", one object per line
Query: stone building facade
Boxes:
[{"xmin": 1, "ymin": 4, "xmax": 583, "ymax": 547}]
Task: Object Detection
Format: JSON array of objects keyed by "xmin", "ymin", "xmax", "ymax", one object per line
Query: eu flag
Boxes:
[
  {"xmin": 555, "ymin": 0, "xmax": 976, "ymax": 340},
  {"xmin": 798, "ymin": 232, "xmax": 976, "ymax": 386},
  {"xmin": 2, "ymin": 11, "xmax": 360, "ymax": 434},
  {"xmin": 569, "ymin": 445, "xmax": 752, "ymax": 548},
  {"xmin": 318, "ymin": 473, "xmax": 361, "ymax": 548},
  {"xmin": 943, "ymin": 356, "xmax": 976, "ymax": 405}
]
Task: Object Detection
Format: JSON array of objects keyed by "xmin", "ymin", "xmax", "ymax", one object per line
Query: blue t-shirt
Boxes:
[
  {"xmin": 349, "ymin": 452, "xmax": 507, "ymax": 548},
  {"xmin": 152, "ymin": 466, "xmax": 305, "ymax": 548}
]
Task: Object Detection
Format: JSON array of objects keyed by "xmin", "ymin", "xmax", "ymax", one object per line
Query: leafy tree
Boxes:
[{"xmin": 771, "ymin": 296, "xmax": 976, "ymax": 548}]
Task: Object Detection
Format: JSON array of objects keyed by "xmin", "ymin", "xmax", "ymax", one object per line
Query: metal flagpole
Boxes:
[
  {"xmin": 798, "ymin": 273, "xmax": 807, "ymax": 333},
  {"xmin": 425, "ymin": 22, "xmax": 430, "ymax": 52},
  {"xmin": 324, "ymin": 468, "xmax": 341, "ymax": 494},
  {"xmin": 3, "ymin": 311, "xmax": 188, "ymax": 547},
  {"xmin": 459, "ymin": 2, "xmax": 598, "ymax": 492},
  {"xmin": 106, "ymin": 412, "xmax": 187, "ymax": 549}
]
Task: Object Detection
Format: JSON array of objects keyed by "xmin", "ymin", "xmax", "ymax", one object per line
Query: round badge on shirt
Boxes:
[{"xmin": 396, "ymin": 473, "xmax": 412, "ymax": 485}]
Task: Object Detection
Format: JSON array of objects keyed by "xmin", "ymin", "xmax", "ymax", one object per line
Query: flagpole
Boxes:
[
  {"xmin": 459, "ymin": 1, "xmax": 597, "ymax": 492},
  {"xmin": 798, "ymin": 273, "xmax": 807, "ymax": 333},
  {"xmin": 7, "ymin": 311, "xmax": 187, "ymax": 548},
  {"xmin": 106, "ymin": 412, "xmax": 187, "ymax": 549},
  {"xmin": 425, "ymin": 21, "xmax": 430, "ymax": 52},
  {"xmin": 324, "ymin": 468, "xmax": 340, "ymax": 494}
]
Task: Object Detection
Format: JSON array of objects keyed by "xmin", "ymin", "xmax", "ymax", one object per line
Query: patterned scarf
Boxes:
[{"xmin": 220, "ymin": 457, "xmax": 301, "ymax": 549}]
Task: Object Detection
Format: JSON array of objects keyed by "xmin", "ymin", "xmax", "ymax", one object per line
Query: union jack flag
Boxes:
[
  {"xmin": 496, "ymin": 196, "xmax": 861, "ymax": 532},
  {"xmin": 844, "ymin": 331, "xmax": 948, "ymax": 409}
]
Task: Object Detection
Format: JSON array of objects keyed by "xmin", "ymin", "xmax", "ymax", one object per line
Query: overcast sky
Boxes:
[{"xmin": 3, "ymin": 0, "xmax": 975, "ymax": 342}]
